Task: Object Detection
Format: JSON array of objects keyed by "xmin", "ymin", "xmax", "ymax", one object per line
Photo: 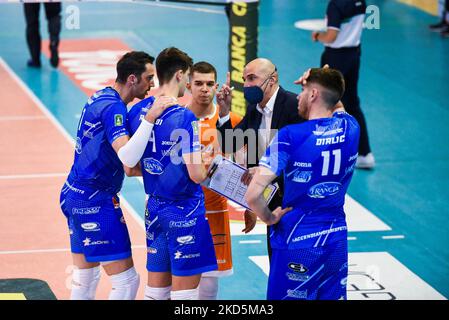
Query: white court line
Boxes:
[
  {"xmin": 239, "ymin": 240, "xmax": 262, "ymax": 244},
  {"xmin": 0, "ymin": 173, "xmax": 67, "ymax": 180},
  {"xmin": 0, "ymin": 115, "xmax": 48, "ymax": 121},
  {"xmin": 0, "ymin": 58, "xmax": 74, "ymax": 145},
  {"xmin": 0, "ymin": 57, "xmax": 145, "ymax": 231},
  {"xmin": 0, "ymin": 245, "xmax": 147, "ymax": 255},
  {"xmin": 348, "ymin": 237, "xmax": 357, "ymax": 241},
  {"xmin": 382, "ymin": 235, "xmax": 405, "ymax": 240}
]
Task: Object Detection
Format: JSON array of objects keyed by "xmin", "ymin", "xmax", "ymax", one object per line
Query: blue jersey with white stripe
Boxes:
[
  {"xmin": 260, "ymin": 111, "xmax": 360, "ymax": 249},
  {"xmin": 67, "ymin": 87, "xmax": 129, "ymax": 194},
  {"xmin": 128, "ymin": 97, "xmax": 203, "ymax": 201}
]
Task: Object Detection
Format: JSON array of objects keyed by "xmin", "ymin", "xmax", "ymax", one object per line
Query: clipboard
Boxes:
[{"xmin": 202, "ymin": 155, "xmax": 279, "ymax": 210}]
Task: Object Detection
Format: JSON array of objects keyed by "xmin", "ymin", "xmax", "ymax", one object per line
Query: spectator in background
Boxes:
[{"xmin": 24, "ymin": 1, "xmax": 61, "ymax": 68}]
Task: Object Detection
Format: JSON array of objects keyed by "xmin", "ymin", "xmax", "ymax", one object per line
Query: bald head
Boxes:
[
  {"xmin": 245, "ymin": 58, "xmax": 277, "ymax": 79},
  {"xmin": 242, "ymin": 58, "xmax": 279, "ymax": 107}
]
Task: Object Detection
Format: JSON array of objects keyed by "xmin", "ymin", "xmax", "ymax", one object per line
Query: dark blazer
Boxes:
[{"xmin": 217, "ymin": 86, "xmax": 305, "ymax": 210}]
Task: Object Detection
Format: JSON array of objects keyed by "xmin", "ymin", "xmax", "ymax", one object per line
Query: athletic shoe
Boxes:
[
  {"xmin": 441, "ymin": 25, "xmax": 449, "ymax": 37},
  {"xmin": 50, "ymin": 42, "xmax": 59, "ymax": 68},
  {"xmin": 27, "ymin": 59, "xmax": 41, "ymax": 68},
  {"xmin": 429, "ymin": 21, "xmax": 448, "ymax": 32}
]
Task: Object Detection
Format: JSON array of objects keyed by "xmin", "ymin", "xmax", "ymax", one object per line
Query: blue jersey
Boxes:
[
  {"xmin": 260, "ymin": 111, "xmax": 360, "ymax": 249},
  {"xmin": 66, "ymin": 87, "xmax": 129, "ymax": 195},
  {"xmin": 128, "ymin": 97, "xmax": 203, "ymax": 201}
]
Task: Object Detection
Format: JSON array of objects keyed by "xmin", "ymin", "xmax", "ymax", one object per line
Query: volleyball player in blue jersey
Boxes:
[
  {"xmin": 246, "ymin": 67, "xmax": 360, "ymax": 300},
  {"xmin": 60, "ymin": 51, "xmax": 176, "ymax": 300}
]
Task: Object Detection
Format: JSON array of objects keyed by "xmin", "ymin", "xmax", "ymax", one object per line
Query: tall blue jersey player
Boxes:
[
  {"xmin": 246, "ymin": 67, "xmax": 360, "ymax": 300},
  {"xmin": 59, "ymin": 51, "xmax": 176, "ymax": 300},
  {"xmin": 127, "ymin": 47, "xmax": 217, "ymax": 300}
]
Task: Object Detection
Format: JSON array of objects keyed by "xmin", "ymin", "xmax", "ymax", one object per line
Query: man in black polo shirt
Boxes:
[{"xmin": 312, "ymin": 0, "xmax": 375, "ymax": 169}]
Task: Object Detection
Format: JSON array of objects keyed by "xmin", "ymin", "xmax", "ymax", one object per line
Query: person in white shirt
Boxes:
[{"xmin": 215, "ymin": 58, "xmax": 305, "ymax": 260}]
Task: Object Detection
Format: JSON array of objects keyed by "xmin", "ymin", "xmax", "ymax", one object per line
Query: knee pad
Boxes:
[
  {"xmin": 170, "ymin": 288, "xmax": 199, "ymax": 300},
  {"xmin": 199, "ymin": 276, "xmax": 218, "ymax": 300},
  {"xmin": 144, "ymin": 285, "xmax": 171, "ymax": 300},
  {"xmin": 108, "ymin": 267, "xmax": 140, "ymax": 300},
  {"xmin": 71, "ymin": 266, "xmax": 101, "ymax": 300}
]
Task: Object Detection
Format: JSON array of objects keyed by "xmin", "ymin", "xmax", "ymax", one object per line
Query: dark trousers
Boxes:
[
  {"xmin": 321, "ymin": 46, "xmax": 371, "ymax": 156},
  {"xmin": 24, "ymin": 3, "xmax": 61, "ymax": 63}
]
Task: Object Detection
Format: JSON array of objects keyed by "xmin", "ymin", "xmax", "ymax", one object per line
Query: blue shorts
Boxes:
[
  {"xmin": 267, "ymin": 239, "xmax": 347, "ymax": 300},
  {"xmin": 145, "ymin": 195, "xmax": 217, "ymax": 276},
  {"xmin": 59, "ymin": 182, "xmax": 132, "ymax": 263}
]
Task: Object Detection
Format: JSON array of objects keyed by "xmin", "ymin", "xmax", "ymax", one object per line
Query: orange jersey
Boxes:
[
  {"xmin": 198, "ymin": 104, "xmax": 241, "ymax": 213},
  {"xmin": 198, "ymin": 104, "xmax": 241, "ymax": 275}
]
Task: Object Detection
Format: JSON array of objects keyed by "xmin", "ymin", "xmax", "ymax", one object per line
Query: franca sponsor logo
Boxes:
[
  {"xmin": 143, "ymin": 158, "xmax": 164, "ymax": 175},
  {"xmin": 308, "ymin": 182, "xmax": 342, "ymax": 198}
]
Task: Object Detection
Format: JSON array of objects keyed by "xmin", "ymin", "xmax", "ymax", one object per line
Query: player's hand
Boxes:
[
  {"xmin": 293, "ymin": 64, "xmax": 330, "ymax": 86},
  {"xmin": 241, "ymin": 167, "xmax": 258, "ymax": 186},
  {"xmin": 312, "ymin": 31, "xmax": 320, "ymax": 42},
  {"xmin": 216, "ymin": 72, "xmax": 233, "ymax": 118},
  {"xmin": 294, "ymin": 68, "xmax": 311, "ymax": 86},
  {"xmin": 268, "ymin": 206, "xmax": 292, "ymax": 226},
  {"xmin": 145, "ymin": 96, "xmax": 177, "ymax": 123},
  {"xmin": 242, "ymin": 209, "xmax": 257, "ymax": 234},
  {"xmin": 201, "ymin": 145, "xmax": 215, "ymax": 169}
]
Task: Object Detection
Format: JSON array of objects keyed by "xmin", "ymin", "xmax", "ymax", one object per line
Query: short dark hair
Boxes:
[
  {"xmin": 191, "ymin": 61, "xmax": 217, "ymax": 81},
  {"xmin": 156, "ymin": 47, "xmax": 193, "ymax": 85},
  {"xmin": 307, "ymin": 68, "xmax": 345, "ymax": 107},
  {"xmin": 116, "ymin": 51, "xmax": 154, "ymax": 84}
]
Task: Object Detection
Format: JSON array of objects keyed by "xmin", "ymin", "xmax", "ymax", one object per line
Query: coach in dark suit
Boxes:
[{"xmin": 216, "ymin": 58, "xmax": 304, "ymax": 260}]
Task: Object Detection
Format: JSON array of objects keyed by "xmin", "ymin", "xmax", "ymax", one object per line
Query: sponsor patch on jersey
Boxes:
[
  {"xmin": 169, "ymin": 218, "xmax": 197, "ymax": 228},
  {"xmin": 286, "ymin": 272, "xmax": 309, "ymax": 282},
  {"xmin": 143, "ymin": 157, "xmax": 164, "ymax": 175},
  {"xmin": 286, "ymin": 289, "xmax": 308, "ymax": 299},
  {"xmin": 288, "ymin": 262, "xmax": 308, "ymax": 273},
  {"xmin": 81, "ymin": 222, "xmax": 100, "ymax": 232},
  {"xmin": 174, "ymin": 250, "xmax": 200, "ymax": 260},
  {"xmin": 75, "ymin": 137, "xmax": 82, "ymax": 154},
  {"xmin": 147, "ymin": 247, "xmax": 157, "ymax": 254},
  {"xmin": 114, "ymin": 114, "xmax": 123, "ymax": 126},
  {"xmin": 112, "ymin": 196, "xmax": 120, "ymax": 209},
  {"xmin": 72, "ymin": 206, "xmax": 100, "ymax": 215},
  {"xmin": 292, "ymin": 170, "xmax": 312, "ymax": 183},
  {"xmin": 308, "ymin": 182, "xmax": 342, "ymax": 198},
  {"xmin": 82, "ymin": 237, "xmax": 109, "ymax": 247},
  {"xmin": 176, "ymin": 235, "xmax": 195, "ymax": 245},
  {"xmin": 191, "ymin": 121, "xmax": 199, "ymax": 136}
]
